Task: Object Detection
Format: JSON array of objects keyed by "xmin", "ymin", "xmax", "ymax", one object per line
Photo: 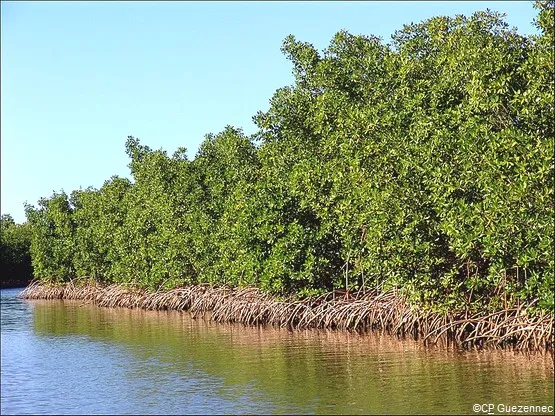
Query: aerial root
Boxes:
[{"xmin": 18, "ymin": 280, "xmax": 554, "ymax": 352}]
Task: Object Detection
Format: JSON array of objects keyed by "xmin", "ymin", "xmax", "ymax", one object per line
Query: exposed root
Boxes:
[{"xmin": 18, "ymin": 280, "xmax": 554, "ymax": 352}]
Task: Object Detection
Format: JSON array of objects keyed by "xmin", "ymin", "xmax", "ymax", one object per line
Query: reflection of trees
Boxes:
[{"xmin": 31, "ymin": 300, "xmax": 554, "ymax": 415}]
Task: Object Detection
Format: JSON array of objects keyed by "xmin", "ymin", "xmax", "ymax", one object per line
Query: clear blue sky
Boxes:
[{"xmin": 1, "ymin": 1, "xmax": 540, "ymax": 223}]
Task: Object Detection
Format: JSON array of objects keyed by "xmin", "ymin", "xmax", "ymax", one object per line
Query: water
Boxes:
[{"xmin": 1, "ymin": 287, "xmax": 553, "ymax": 415}]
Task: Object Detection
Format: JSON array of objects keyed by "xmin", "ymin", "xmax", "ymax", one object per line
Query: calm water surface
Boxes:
[{"xmin": 1, "ymin": 288, "xmax": 553, "ymax": 415}]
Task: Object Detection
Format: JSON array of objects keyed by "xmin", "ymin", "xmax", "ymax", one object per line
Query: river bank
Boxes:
[
  {"xmin": 18, "ymin": 280, "xmax": 554, "ymax": 353},
  {"xmin": 1, "ymin": 277, "xmax": 31, "ymax": 289},
  {"xmin": 5, "ymin": 286, "xmax": 553, "ymax": 414}
]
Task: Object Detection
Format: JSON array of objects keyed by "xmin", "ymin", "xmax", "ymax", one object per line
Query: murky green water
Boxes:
[{"xmin": 1, "ymin": 288, "xmax": 553, "ymax": 415}]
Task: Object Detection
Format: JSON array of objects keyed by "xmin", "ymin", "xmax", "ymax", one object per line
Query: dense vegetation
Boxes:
[
  {"xmin": 0, "ymin": 215, "xmax": 33, "ymax": 287},
  {"xmin": 23, "ymin": 4, "xmax": 554, "ymax": 313}
]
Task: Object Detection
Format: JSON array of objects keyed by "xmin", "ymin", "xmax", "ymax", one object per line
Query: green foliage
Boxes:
[
  {"xmin": 24, "ymin": 7, "xmax": 554, "ymax": 312},
  {"xmin": 70, "ymin": 177, "xmax": 131, "ymax": 282},
  {"xmin": 25, "ymin": 192, "xmax": 76, "ymax": 282},
  {"xmin": 0, "ymin": 214, "xmax": 33, "ymax": 287}
]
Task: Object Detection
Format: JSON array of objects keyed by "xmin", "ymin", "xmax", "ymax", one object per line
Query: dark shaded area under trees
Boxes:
[
  {"xmin": 22, "ymin": 3, "xmax": 554, "ymax": 314},
  {"xmin": 1, "ymin": 215, "xmax": 33, "ymax": 288}
]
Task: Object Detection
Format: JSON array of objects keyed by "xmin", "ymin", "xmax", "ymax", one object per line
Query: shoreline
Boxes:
[
  {"xmin": 1, "ymin": 279, "xmax": 31, "ymax": 289},
  {"xmin": 18, "ymin": 280, "xmax": 554, "ymax": 353}
]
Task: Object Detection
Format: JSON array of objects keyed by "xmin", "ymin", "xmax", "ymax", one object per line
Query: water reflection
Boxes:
[{"xmin": 24, "ymin": 299, "xmax": 554, "ymax": 415}]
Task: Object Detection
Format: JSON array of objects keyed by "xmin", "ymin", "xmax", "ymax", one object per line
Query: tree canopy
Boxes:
[
  {"xmin": 1, "ymin": 214, "xmax": 33, "ymax": 287},
  {"xmin": 23, "ymin": 3, "xmax": 554, "ymax": 312}
]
